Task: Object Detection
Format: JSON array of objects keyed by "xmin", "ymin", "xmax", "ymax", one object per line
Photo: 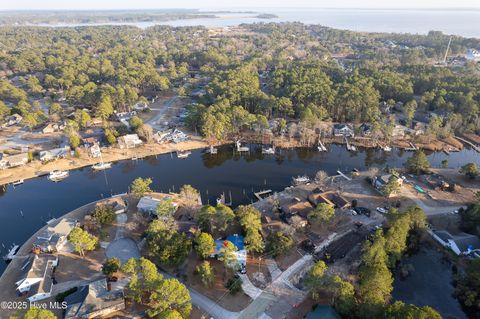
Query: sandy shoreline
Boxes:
[
  {"xmin": 0, "ymin": 134, "xmax": 468, "ymax": 186},
  {"xmin": 0, "ymin": 136, "xmax": 209, "ymax": 186}
]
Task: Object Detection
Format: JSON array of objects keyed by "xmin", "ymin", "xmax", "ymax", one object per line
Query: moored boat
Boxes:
[
  {"xmin": 48, "ymin": 170, "xmax": 69, "ymax": 182},
  {"xmin": 92, "ymin": 162, "xmax": 112, "ymax": 170},
  {"xmin": 292, "ymin": 175, "xmax": 310, "ymax": 185},
  {"xmin": 3, "ymin": 243, "xmax": 19, "ymax": 261},
  {"xmin": 177, "ymin": 150, "xmax": 192, "ymax": 159},
  {"xmin": 12, "ymin": 179, "xmax": 24, "ymax": 186}
]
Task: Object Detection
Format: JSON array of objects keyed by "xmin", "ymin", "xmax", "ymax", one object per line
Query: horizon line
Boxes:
[{"xmin": 1, "ymin": 7, "xmax": 480, "ymax": 12}]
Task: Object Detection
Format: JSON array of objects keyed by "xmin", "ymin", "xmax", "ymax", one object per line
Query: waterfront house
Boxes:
[
  {"xmin": 16, "ymin": 254, "xmax": 58, "ymax": 302},
  {"xmin": 117, "ymin": 134, "xmax": 143, "ymax": 149},
  {"xmin": 6, "ymin": 114, "xmax": 22, "ymax": 126},
  {"xmin": 97, "ymin": 196, "xmax": 127, "ymax": 215},
  {"xmin": 333, "ymin": 124, "xmax": 354, "ymax": 137},
  {"xmin": 33, "ymin": 218, "xmax": 79, "ymax": 253},
  {"xmin": 212, "ymin": 234, "xmax": 247, "ymax": 272},
  {"xmin": 372, "ymin": 174, "xmax": 404, "ymax": 197},
  {"xmin": 89, "ymin": 143, "xmax": 101, "ymax": 158},
  {"xmin": 279, "ymin": 199, "xmax": 313, "ymax": 228},
  {"xmin": 39, "ymin": 146, "xmax": 70, "ymax": 162},
  {"xmin": 82, "ymin": 136, "xmax": 101, "ymax": 147},
  {"xmin": 137, "ymin": 196, "xmax": 177, "ymax": 217},
  {"xmin": 4, "ymin": 153, "xmax": 29, "ymax": 168},
  {"xmin": 431, "ymin": 230, "xmax": 480, "ymax": 256},
  {"xmin": 309, "ymin": 191, "xmax": 350, "ymax": 209},
  {"xmin": 64, "ymin": 278, "xmax": 125, "ymax": 319},
  {"xmin": 359, "ymin": 123, "xmax": 372, "ymax": 136}
]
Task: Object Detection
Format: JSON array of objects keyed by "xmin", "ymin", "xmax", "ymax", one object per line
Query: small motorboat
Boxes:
[
  {"xmin": 207, "ymin": 145, "xmax": 218, "ymax": 154},
  {"xmin": 177, "ymin": 150, "xmax": 192, "ymax": 159},
  {"xmin": 12, "ymin": 179, "xmax": 24, "ymax": 186},
  {"xmin": 3, "ymin": 244, "xmax": 19, "ymax": 262},
  {"xmin": 292, "ymin": 175, "xmax": 310, "ymax": 185},
  {"xmin": 48, "ymin": 170, "xmax": 69, "ymax": 182},
  {"xmin": 92, "ymin": 162, "xmax": 112, "ymax": 171},
  {"xmin": 262, "ymin": 147, "xmax": 275, "ymax": 155}
]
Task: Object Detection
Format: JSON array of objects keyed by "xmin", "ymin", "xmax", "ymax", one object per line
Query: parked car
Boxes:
[
  {"xmin": 354, "ymin": 207, "xmax": 371, "ymax": 217},
  {"xmin": 376, "ymin": 207, "xmax": 387, "ymax": 214}
]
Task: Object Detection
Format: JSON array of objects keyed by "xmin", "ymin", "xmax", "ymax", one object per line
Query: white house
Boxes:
[
  {"xmin": 118, "ymin": 134, "xmax": 143, "ymax": 149},
  {"xmin": 16, "ymin": 254, "xmax": 58, "ymax": 302},
  {"xmin": 333, "ymin": 124, "xmax": 354, "ymax": 137},
  {"xmin": 39, "ymin": 146, "xmax": 70, "ymax": 162},
  {"xmin": 137, "ymin": 196, "xmax": 177, "ymax": 217},
  {"xmin": 431, "ymin": 230, "xmax": 480, "ymax": 256}
]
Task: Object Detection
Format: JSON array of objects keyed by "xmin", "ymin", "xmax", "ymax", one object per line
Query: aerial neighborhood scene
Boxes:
[{"xmin": 1, "ymin": 0, "xmax": 480, "ymax": 318}]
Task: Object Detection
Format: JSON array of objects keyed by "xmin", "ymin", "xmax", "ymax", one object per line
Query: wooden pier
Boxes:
[{"xmin": 455, "ymin": 136, "xmax": 480, "ymax": 153}]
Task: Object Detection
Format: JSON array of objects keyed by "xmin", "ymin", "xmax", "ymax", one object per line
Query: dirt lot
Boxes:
[
  {"xmin": 246, "ymin": 253, "xmax": 272, "ymax": 289},
  {"xmin": 183, "ymin": 256, "xmax": 252, "ymax": 312}
]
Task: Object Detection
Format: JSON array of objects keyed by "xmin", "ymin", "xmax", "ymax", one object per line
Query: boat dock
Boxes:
[
  {"xmin": 455, "ymin": 136, "xmax": 480, "ymax": 153},
  {"xmin": 317, "ymin": 140, "xmax": 327, "ymax": 152},
  {"xmin": 254, "ymin": 189, "xmax": 273, "ymax": 201},
  {"xmin": 336, "ymin": 170, "xmax": 352, "ymax": 181},
  {"xmin": 344, "ymin": 137, "xmax": 357, "ymax": 152}
]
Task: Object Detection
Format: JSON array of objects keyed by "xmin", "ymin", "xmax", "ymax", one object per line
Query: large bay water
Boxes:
[
  {"xmin": 0, "ymin": 144, "xmax": 478, "ymax": 274},
  {"xmin": 31, "ymin": 9, "xmax": 480, "ymax": 38}
]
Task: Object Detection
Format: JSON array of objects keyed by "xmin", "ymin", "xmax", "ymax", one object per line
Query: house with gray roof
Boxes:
[
  {"xmin": 431, "ymin": 230, "xmax": 480, "ymax": 256},
  {"xmin": 64, "ymin": 278, "xmax": 125, "ymax": 319},
  {"xmin": 15, "ymin": 254, "xmax": 58, "ymax": 302},
  {"xmin": 33, "ymin": 218, "xmax": 78, "ymax": 253}
]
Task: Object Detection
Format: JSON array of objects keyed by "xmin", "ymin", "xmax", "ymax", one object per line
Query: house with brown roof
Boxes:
[{"xmin": 117, "ymin": 134, "xmax": 143, "ymax": 149}]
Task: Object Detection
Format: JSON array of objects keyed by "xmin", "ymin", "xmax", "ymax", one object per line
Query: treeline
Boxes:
[
  {"xmin": 1, "ymin": 22, "xmax": 479, "ymax": 140},
  {"xmin": 304, "ymin": 205, "xmax": 441, "ymax": 318}
]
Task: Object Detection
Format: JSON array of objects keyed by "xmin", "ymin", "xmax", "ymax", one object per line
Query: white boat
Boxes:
[
  {"xmin": 236, "ymin": 141, "xmax": 249, "ymax": 152},
  {"xmin": 207, "ymin": 145, "xmax": 218, "ymax": 154},
  {"xmin": 383, "ymin": 146, "xmax": 392, "ymax": 152},
  {"xmin": 48, "ymin": 170, "xmax": 69, "ymax": 182},
  {"xmin": 317, "ymin": 141, "xmax": 327, "ymax": 152},
  {"xmin": 177, "ymin": 150, "xmax": 192, "ymax": 159},
  {"xmin": 92, "ymin": 162, "xmax": 112, "ymax": 170},
  {"xmin": 262, "ymin": 147, "xmax": 275, "ymax": 155},
  {"xmin": 12, "ymin": 179, "xmax": 24, "ymax": 186},
  {"xmin": 3, "ymin": 244, "xmax": 19, "ymax": 261},
  {"xmin": 292, "ymin": 175, "xmax": 310, "ymax": 185}
]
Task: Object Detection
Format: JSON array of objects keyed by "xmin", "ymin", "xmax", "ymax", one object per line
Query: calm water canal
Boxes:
[{"xmin": 0, "ymin": 144, "xmax": 478, "ymax": 274}]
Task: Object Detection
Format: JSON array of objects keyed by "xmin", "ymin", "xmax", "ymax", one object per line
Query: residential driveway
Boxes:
[
  {"xmin": 105, "ymin": 238, "xmax": 140, "ymax": 264},
  {"xmin": 189, "ymin": 288, "xmax": 241, "ymax": 319}
]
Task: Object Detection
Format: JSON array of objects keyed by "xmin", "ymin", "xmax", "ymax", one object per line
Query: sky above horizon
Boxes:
[{"xmin": 1, "ymin": 0, "xmax": 480, "ymax": 11}]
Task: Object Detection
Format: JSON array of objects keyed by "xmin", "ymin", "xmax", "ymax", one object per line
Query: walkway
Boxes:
[
  {"xmin": 239, "ymin": 274, "xmax": 263, "ymax": 299},
  {"xmin": 238, "ymin": 255, "xmax": 312, "ymax": 319}
]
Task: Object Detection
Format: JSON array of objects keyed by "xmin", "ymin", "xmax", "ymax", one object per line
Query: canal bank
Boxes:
[{"xmin": 0, "ymin": 144, "xmax": 478, "ymax": 274}]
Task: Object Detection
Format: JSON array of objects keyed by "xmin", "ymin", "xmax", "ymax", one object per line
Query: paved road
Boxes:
[
  {"xmin": 399, "ymin": 188, "xmax": 465, "ymax": 216},
  {"xmin": 147, "ymin": 96, "xmax": 179, "ymax": 131}
]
